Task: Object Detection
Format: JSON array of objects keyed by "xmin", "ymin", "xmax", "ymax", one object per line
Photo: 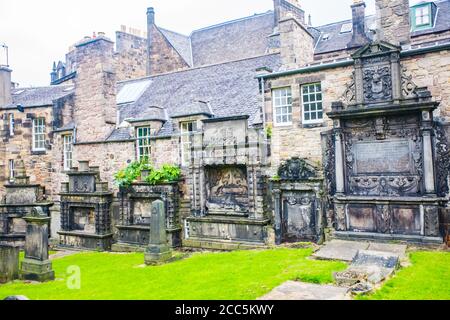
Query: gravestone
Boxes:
[
  {"xmin": 144, "ymin": 200, "xmax": 172, "ymax": 265},
  {"xmin": 20, "ymin": 207, "xmax": 55, "ymax": 282},
  {"xmin": 0, "ymin": 244, "xmax": 20, "ymax": 283}
]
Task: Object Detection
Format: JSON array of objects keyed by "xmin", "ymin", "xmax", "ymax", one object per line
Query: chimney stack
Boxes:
[
  {"xmin": 375, "ymin": 0, "xmax": 411, "ymax": 46},
  {"xmin": 146, "ymin": 7, "xmax": 155, "ymax": 76},
  {"xmin": 0, "ymin": 66, "xmax": 12, "ymax": 107},
  {"xmin": 347, "ymin": 1, "xmax": 369, "ymax": 49}
]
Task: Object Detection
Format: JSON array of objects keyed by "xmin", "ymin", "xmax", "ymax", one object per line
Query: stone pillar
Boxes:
[
  {"xmin": 334, "ymin": 128, "xmax": 345, "ymax": 195},
  {"xmin": 145, "ymin": 200, "xmax": 172, "ymax": 265},
  {"xmin": 20, "ymin": 207, "xmax": 54, "ymax": 282},
  {"xmin": 422, "ymin": 111, "xmax": 436, "ymax": 195},
  {"xmin": 0, "ymin": 244, "xmax": 20, "ymax": 284},
  {"xmin": 375, "ymin": 0, "xmax": 411, "ymax": 46},
  {"xmin": 272, "ymin": 189, "xmax": 282, "ymax": 245}
]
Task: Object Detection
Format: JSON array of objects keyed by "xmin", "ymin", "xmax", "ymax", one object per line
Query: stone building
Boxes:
[{"xmin": 0, "ymin": 0, "xmax": 449, "ymax": 248}]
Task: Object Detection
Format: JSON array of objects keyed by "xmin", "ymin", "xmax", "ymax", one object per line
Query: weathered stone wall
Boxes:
[
  {"xmin": 0, "ymin": 107, "xmax": 55, "ymax": 195},
  {"xmin": 148, "ymin": 25, "xmax": 190, "ymax": 76},
  {"xmin": 115, "ymin": 32, "xmax": 148, "ymax": 81},
  {"xmin": 279, "ymin": 18, "xmax": 314, "ymax": 70},
  {"xmin": 375, "ymin": 0, "xmax": 411, "ymax": 46},
  {"xmin": 402, "ymin": 50, "xmax": 450, "ymax": 121},
  {"xmin": 265, "ymin": 66, "xmax": 353, "ymax": 174},
  {"xmin": 73, "ymin": 37, "xmax": 117, "ymax": 143}
]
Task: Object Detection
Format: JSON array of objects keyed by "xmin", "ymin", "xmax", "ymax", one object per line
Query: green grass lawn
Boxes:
[
  {"xmin": 360, "ymin": 251, "xmax": 450, "ymax": 300},
  {"xmin": 0, "ymin": 248, "xmax": 346, "ymax": 300}
]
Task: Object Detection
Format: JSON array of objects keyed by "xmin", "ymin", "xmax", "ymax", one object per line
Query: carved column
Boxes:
[
  {"xmin": 390, "ymin": 52, "xmax": 401, "ymax": 102},
  {"xmin": 354, "ymin": 59, "xmax": 364, "ymax": 105},
  {"xmin": 422, "ymin": 111, "xmax": 436, "ymax": 194}
]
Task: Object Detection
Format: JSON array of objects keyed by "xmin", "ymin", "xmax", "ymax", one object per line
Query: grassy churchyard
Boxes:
[{"xmin": 0, "ymin": 246, "xmax": 448, "ymax": 300}]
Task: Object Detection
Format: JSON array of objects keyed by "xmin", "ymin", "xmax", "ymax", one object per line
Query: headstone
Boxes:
[
  {"xmin": 0, "ymin": 244, "xmax": 20, "ymax": 284},
  {"xmin": 144, "ymin": 200, "xmax": 172, "ymax": 265},
  {"xmin": 20, "ymin": 207, "xmax": 55, "ymax": 282}
]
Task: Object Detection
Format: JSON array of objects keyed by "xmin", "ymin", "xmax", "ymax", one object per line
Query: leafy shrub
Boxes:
[
  {"xmin": 114, "ymin": 159, "xmax": 181, "ymax": 187},
  {"xmin": 146, "ymin": 164, "xmax": 181, "ymax": 185}
]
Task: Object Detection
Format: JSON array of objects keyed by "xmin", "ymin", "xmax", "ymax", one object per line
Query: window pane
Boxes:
[{"xmin": 272, "ymin": 87, "xmax": 292, "ymax": 125}]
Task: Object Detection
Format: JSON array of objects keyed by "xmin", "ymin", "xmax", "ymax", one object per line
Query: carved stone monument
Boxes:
[
  {"xmin": 113, "ymin": 177, "xmax": 181, "ymax": 252},
  {"xmin": 144, "ymin": 200, "xmax": 172, "ymax": 265},
  {"xmin": 0, "ymin": 244, "xmax": 20, "ymax": 283},
  {"xmin": 324, "ymin": 41, "xmax": 446, "ymax": 244},
  {"xmin": 271, "ymin": 158, "xmax": 324, "ymax": 244},
  {"xmin": 0, "ymin": 157, "xmax": 53, "ymax": 246},
  {"xmin": 58, "ymin": 161, "xmax": 113, "ymax": 251},
  {"xmin": 20, "ymin": 207, "xmax": 54, "ymax": 282},
  {"xmin": 184, "ymin": 116, "xmax": 271, "ymax": 250}
]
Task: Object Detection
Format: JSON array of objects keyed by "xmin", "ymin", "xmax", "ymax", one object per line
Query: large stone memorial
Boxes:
[
  {"xmin": 58, "ymin": 161, "xmax": 113, "ymax": 251},
  {"xmin": 184, "ymin": 116, "xmax": 271, "ymax": 250},
  {"xmin": 271, "ymin": 158, "xmax": 325, "ymax": 244},
  {"xmin": 112, "ymin": 177, "xmax": 181, "ymax": 252},
  {"xmin": 0, "ymin": 157, "xmax": 53, "ymax": 247},
  {"xmin": 323, "ymin": 42, "xmax": 447, "ymax": 244},
  {"xmin": 20, "ymin": 207, "xmax": 54, "ymax": 282}
]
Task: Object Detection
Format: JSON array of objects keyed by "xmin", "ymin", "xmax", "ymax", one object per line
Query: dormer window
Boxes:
[{"xmin": 411, "ymin": 3, "xmax": 434, "ymax": 31}]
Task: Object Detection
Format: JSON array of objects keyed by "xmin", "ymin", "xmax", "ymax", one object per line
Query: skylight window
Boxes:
[
  {"xmin": 322, "ymin": 34, "xmax": 330, "ymax": 41},
  {"xmin": 12, "ymin": 90, "xmax": 25, "ymax": 95},
  {"xmin": 340, "ymin": 23, "xmax": 353, "ymax": 34},
  {"xmin": 117, "ymin": 80, "xmax": 152, "ymax": 105}
]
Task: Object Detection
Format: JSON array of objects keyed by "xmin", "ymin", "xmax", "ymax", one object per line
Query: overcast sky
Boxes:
[{"xmin": 0, "ymin": 0, "xmax": 422, "ymax": 87}]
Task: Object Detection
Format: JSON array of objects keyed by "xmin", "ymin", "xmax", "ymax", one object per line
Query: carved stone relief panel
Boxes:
[
  {"xmin": 69, "ymin": 175, "xmax": 96, "ymax": 193},
  {"xmin": 205, "ymin": 166, "xmax": 249, "ymax": 215},
  {"xmin": 391, "ymin": 206, "xmax": 421, "ymax": 235},
  {"xmin": 347, "ymin": 204, "xmax": 377, "ymax": 232},
  {"xmin": 281, "ymin": 191, "xmax": 317, "ymax": 241},
  {"xmin": 363, "ymin": 61, "xmax": 393, "ymax": 103}
]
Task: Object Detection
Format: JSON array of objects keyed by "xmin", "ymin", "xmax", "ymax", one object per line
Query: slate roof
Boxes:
[
  {"xmin": 118, "ymin": 53, "xmax": 281, "ymax": 136},
  {"xmin": 190, "ymin": 11, "xmax": 274, "ymax": 67},
  {"xmin": 1, "ymin": 85, "xmax": 74, "ymax": 109}
]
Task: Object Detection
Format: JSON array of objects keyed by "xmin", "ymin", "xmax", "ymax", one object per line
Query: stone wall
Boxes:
[
  {"xmin": 265, "ymin": 65, "xmax": 353, "ymax": 173},
  {"xmin": 73, "ymin": 37, "xmax": 117, "ymax": 143},
  {"xmin": 148, "ymin": 25, "xmax": 190, "ymax": 76},
  {"xmin": 115, "ymin": 32, "xmax": 148, "ymax": 82},
  {"xmin": 278, "ymin": 17, "xmax": 314, "ymax": 70},
  {"xmin": 375, "ymin": 0, "xmax": 411, "ymax": 46}
]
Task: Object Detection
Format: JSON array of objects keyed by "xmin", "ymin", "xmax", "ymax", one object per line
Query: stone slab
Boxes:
[
  {"xmin": 367, "ymin": 243, "xmax": 407, "ymax": 259},
  {"xmin": 313, "ymin": 240, "xmax": 369, "ymax": 262},
  {"xmin": 259, "ymin": 281, "xmax": 350, "ymax": 300}
]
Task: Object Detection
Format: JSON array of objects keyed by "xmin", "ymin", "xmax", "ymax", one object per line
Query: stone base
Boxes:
[
  {"xmin": 58, "ymin": 231, "xmax": 113, "ymax": 251},
  {"xmin": 115, "ymin": 225, "xmax": 182, "ymax": 250},
  {"xmin": 144, "ymin": 245, "xmax": 172, "ymax": 265},
  {"xmin": 183, "ymin": 238, "xmax": 268, "ymax": 251},
  {"xmin": 111, "ymin": 242, "xmax": 146, "ymax": 252},
  {"xmin": 20, "ymin": 258, "xmax": 55, "ymax": 282},
  {"xmin": 333, "ymin": 231, "xmax": 443, "ymax": 245},
  {"xmin": 185, "ymin": 216, "xmax": 270, "ymax": 249}
]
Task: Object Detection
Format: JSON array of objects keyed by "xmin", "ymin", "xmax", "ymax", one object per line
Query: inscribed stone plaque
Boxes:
[
  {"xmin": 203, "ymin": 119, "xmax": 247, "ymax": 149},
  {"xmin": 391, "ymin": 206, "xmax": 421, "ymax": 235},
  {"xmin": 69, "ymin": 175, "xmax": 96, "ymax": 193},
  {"xmin": 133, "ymin": 200, "xmax": 152, "ymax": 225},
  {"xmin": 354, "ymin": 140, "xmax": 412, "ymax": 174}
]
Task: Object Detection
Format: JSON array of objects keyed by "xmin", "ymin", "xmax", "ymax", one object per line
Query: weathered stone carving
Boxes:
[
  {"xmin": 349, "ymin": 176, "xmax": 421, "ymax": 196},
  {"xmin": 277, "ymin": 157, "xmax": 317, "ymax": 181},
  {"xmin": 341, "ymin": 71, "xmax": 356, "ymax": 104},
  {"xmin": 401, "ymin": 66, "xmax": 418, "ymax": 98},
  {"xmin": 434, "ymin": 123, "xmax": 450, "ymax": 197},
  {"xmin": 363, "ymin": 65, "xmax": 392, "ymax": 102},
  {"xmin": 335, "ymin": 204, "xmax": 346, "ymax": 231},
  {"xmin": 424, "ymin": 206, "xmax": 440, "ymax": 237}
]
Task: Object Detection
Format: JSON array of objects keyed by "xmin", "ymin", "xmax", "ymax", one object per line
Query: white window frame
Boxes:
[
  {"xmin": 136, "ymin": 126, "xmax": 151, "ymax": 161},
  {"xmin": 32, "ymin": 118, "xmax": 46, "ymax": 151},
  {"xmin": 8, "ymin": 159, "xmax": 14, "ymax": 183},
  {"xmin": 9, "ymin": 113, "xmax": 14, "ymax": 137},
  {"xmin": 180, "ymin": 121, "xmax": 197, "ymax": 167},
  {"xmin": 63, "ymin": 134, "xmax": 73, "ymax": 171},
  {"xmin": 301, "ymin": 83, "xmax": 324, "ymax": 125},
  {"xmin": 415, "ymin": 6, "xmax": 430, "ymax": 27},
  {"xmin": 272, "ymin": 87, "xmax": 293, "ymax": 126}
]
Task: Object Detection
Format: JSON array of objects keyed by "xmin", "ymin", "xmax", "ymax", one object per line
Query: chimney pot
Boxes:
[{"xmin": 147, "ymin": 7, "xmax": 155, "ymax": 25}]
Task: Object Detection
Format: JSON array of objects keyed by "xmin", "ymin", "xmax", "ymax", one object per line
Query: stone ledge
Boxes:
[
  {"xmin": 183, "ymin": 238, "xmax": 268, "ymax": 251},
  {"xmin": 333, "ymin": 231, "xmax": 443, "ymax": 245}
]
